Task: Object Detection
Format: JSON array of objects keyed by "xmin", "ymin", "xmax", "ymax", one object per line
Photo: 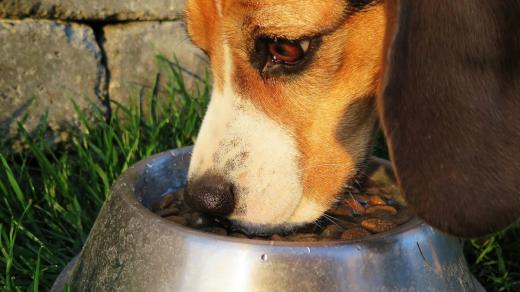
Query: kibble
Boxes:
[
  {"xmin": 367, "ymin": 195, "xmax": 387, "ymax": 206},
  {"xmin": 345, "ymin": 197, "xmax": 366, "ymax": 215},
  {"xmin": 337, "ymin": 220, "xmax": 360, "ymax": 230},
  {"xmin": 320, "ymin": 225, "xmax": 343, "ymax": 238},
  {"xmin": 365, "ymin": 205, "xmax": 398, "ymax": 216},
  {"xmin": 153, "ymin": 178, "xmax": 413, "ymax": 242},
  {"xmin": 287, "ymin": 233, "xmax": 320, "ymax": 242},
  {"xmin": 329, "ymin": 205, "xmax": 353, "ymax": 217},
  {"xmin": 361, "ymin": 218, "xmax": 397, "ymax": 233},
  {"xmin": 340, "ymin": 228, "xmax": 371, "ymax": 240}
]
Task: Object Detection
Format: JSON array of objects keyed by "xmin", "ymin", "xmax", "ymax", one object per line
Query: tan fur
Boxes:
[
  {"xmin": 227, "ymin": 0, "xmax": 347, "ymax": 39},
  {"xmin": 186, "ymin": 0, "xmax": 224, "ymax": 90},
  {"xmin": 186, "ymin": 0, "xmax": 386, "ymax": 229}
]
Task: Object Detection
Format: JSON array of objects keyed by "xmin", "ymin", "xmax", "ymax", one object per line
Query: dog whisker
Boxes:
[
  {"xmin": 303, "ymin": 203, "xmax": 344, "ymax": 231},
  {"xmin": 321, "ymin": 213, "xmax": 342, "ymax": 229},
  {"xmin": 313, "ymin": 219, "xmax": 324, "ymax": 229}
]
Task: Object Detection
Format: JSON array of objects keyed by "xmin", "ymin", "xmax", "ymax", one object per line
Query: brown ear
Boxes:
[
  {"xmin": 379, "ymin": 0, "xmax": 520, "ymax": 238},
  {"xmin": 185, "ymin": 0, "xmax": 220, "ymax": 55}
]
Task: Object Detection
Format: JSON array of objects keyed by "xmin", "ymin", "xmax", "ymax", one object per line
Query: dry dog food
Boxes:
[{"xmin": 152, "ymin": 180, "xmax": 413, "ymax": 242}]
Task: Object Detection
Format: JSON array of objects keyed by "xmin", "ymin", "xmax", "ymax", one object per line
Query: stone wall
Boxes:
[{"xmin": 0, "ymin": 1, "xmax": 207, "ymax": 144}]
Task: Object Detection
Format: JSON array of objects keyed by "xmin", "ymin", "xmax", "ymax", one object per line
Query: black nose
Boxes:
[{"xmin": 185, "ymin": 174, "xmax": 235, "ymax": 216}]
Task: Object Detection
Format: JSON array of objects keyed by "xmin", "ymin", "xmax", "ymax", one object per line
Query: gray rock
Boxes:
[
  {"xmin": 0, "ymin": 0, "xmax": 185, "ymax": 21},
  {"xmin": 103, "ymin": 21, "xmax": 208, "ymax": 107},
  {"xmin": 0, "ymin": 20, "xmax": 106, "ymax": 144}
]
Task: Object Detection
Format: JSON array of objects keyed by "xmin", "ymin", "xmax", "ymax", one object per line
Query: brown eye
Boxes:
[
  {"xmin": 251, "ymin": 36, "xmax": 320, "ymax": 77},
  {"xmin": 267, "ymin": 38, "xmax": 310, "ymax": 65}
]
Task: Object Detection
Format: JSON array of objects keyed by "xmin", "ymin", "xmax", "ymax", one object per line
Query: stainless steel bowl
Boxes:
[{"xmin": 52, "ymin": 147, "xmax": 483, "ymax": 291}]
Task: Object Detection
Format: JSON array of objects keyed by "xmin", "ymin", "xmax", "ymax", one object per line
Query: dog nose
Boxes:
[{"xmin": 185, "ymin": 174, "xmax": 235, "ymax": 216}]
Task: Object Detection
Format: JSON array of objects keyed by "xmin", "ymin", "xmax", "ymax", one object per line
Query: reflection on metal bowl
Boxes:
[{"xmin": 52, "ymin": 147, "xmax": 483, "ymax": 291}]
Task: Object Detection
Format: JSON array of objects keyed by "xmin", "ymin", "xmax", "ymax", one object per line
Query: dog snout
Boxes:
[{"xmin": 185, "ymin": 173, "xmax": 236, "ymax": 216}]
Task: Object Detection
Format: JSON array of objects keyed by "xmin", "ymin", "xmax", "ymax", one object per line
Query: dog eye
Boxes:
[
  {"xmin": 267, "ymin": 38, "xmax": 310, "ymax": 65},
  {"xmin": 251, "ymin": 36, "xmax": 321, "ymax": 78}
]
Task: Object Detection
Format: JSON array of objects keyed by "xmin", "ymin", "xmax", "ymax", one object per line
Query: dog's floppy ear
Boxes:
[
  {"xmin": 185, "ymin": 0, "xmax": 220, "ymax": 55},
  {"xmin": 379, "ymin": 0, "xmax": 520, "ymax": 238}
]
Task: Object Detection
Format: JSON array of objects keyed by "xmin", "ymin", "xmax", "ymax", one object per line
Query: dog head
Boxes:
[{"xmin": 184, "ymin": 0, "xmax": 520, "ymax": 237}]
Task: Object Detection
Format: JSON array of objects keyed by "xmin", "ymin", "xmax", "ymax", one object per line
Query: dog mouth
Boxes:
[
  {"xmin": 220, "ymin": 175, "xmax": 366, "ymax": 237},
  {"xmin": 156, "ymin": 152, "xmax": 416, "ymax": 240},
  {"xmin": 206, "ymin": 193, "xmax": 358, "ymax": 238},
  {"xmin": 187, "ymin": 158, "xmax": 370, "ymax": 236}
]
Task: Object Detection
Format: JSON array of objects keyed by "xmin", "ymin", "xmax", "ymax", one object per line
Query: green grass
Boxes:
[
  {"xmin": 0, "ymin": 56, "xmax": 210, "ymax": 291},
  {"xmin": 465, "ymin": 227, "xmax": 520, "ymax": 291},
  {"xmin": 0, "ymin": 56, "xmax": 519, "ymax": 291}
]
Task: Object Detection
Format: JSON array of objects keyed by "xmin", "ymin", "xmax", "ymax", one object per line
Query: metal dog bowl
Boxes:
[{"xmin": 52, "ymin": 147, "xmax": 483, "ymax": 291}]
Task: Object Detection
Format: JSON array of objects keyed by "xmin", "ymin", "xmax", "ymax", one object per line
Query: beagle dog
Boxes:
[{"xmin": 184, "ymin": 0, "xmax": 520, "ymax": 238}]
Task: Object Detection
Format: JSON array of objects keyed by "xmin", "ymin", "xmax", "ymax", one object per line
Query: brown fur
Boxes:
[
  {"xmin": 380, "ymin": 0, "xmax": 520, "ymax": 237},
  {"xmin": 187, "ymin": 0, "xmax": 520, "ymax": 237},
  {"xmin": 187, "ymin": 0, "xmax": 385, "ymax": 215},
  {"xmin": 185, "ymin": 0, "xmax": 224, "ymax": 90}
]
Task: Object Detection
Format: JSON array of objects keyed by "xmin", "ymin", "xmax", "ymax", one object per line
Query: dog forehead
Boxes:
[{"xmin": 223, "ymin": 0, "xmax": 348, "ymax": 38}]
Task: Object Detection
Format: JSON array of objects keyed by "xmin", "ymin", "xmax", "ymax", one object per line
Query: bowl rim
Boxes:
[{"xmin": 117, "ymin": 147, "xmax": 426, "ymax": 248}]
